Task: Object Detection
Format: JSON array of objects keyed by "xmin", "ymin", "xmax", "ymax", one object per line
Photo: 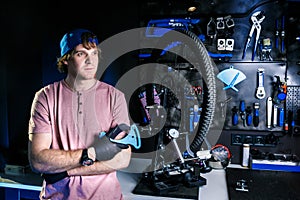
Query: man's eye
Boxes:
[{"xmin": 76, "ymin": 52, "xmax": 84, "ymax": 57}]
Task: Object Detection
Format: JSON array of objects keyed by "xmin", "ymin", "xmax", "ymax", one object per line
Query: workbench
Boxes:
[
  {"xmin": 1, "ymin": 160, "xmax": 298, "ymax": 200},
  {"xmin": 0, "ymin": 159, "xmax": 229, "ymax": 200}
]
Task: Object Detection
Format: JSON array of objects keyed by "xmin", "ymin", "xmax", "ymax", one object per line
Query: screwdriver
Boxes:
[
  {"xmin": 232, "ymin": 106, "xmax": 239, "ymax": 126},
  {"xmin": 253, "ymin": 103, "xmax": 260, "ymax": 127},
  {"xmin": 278, "ymin": 108, "xmax": 284, "ymax": 127},
  {"xmin": 246, "ymin": 106, "xmax": 252, "ymax": 126}
]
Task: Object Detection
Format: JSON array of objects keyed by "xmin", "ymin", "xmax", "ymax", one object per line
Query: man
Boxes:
[{"xmin": 28, "ymin": 28, "xmax": 131, "ymax": 200}]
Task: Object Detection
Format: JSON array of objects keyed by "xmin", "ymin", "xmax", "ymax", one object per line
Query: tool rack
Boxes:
[
  {"xmin": 202, "ymin": 0, "xmax": 300, "ymax": 163},
  {"xmin": 136, "ymin": 0, "xmax": 300, "ymax": 164}
]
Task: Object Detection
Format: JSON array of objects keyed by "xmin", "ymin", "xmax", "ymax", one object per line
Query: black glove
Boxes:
[
  {"xmin": 91, "ymin": 134, "xmax": 123, "ymax": 161},
  {"xmin": 42, "ymin": 171, "xmax": 69, "ymax": 184},
  {"xmin": 106, "ymin": 124, "xmax": 130, "ymax": 149}
]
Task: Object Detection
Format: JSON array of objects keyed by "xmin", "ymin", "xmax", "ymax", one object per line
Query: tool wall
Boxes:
[
  {"xmin": 137, "ymin": 0, "xmax": 300, "ymax": 164},
  {"xmin": 203, "ymin": 0, "xmax": 300, "ymax": 163},
  {"xmin": 219, "ymin": 62, "xmax": 286, "ymax": 131}
]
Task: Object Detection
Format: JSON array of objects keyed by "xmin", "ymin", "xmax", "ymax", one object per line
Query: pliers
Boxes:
[{"xmin": 242, "ymin": 11, "xmax": 265, "ymax": 61}]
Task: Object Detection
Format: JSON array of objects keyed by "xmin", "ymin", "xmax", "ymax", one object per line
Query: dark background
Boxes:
[
  {"xmin": 0, "ymin": 0, "xmax": 142, "ymax": 165},
  {"xmin": 1, "ymin": 0, "xmax": 300, "ymax": 167}
]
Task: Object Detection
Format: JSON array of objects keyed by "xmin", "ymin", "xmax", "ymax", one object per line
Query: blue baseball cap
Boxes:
[{"xmin": 59, "ymin": 29, "xmax": 99, "ymax": 57}]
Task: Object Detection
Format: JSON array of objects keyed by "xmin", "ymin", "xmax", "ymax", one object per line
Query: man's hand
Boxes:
[
  {"xmin": 91, "ymin": 135, "xmax": 123, "ymax": 161},
  {"xmin": 105, "ymin": 124, "xmax": 130, "ymax": 149}
]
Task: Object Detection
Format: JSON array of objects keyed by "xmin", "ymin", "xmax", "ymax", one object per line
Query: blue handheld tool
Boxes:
[
  {"xmin": 253, "ymin": 103, "xmax": 260, "ymax": 127},
  {"xmin": 278, "ymin": 108, "xmax": 284, "ymax": 127},
  {"xmin": 246, "ymin": 106, "xmax": 252, "ymax": 126},
  {"xmin": 100, "ymin": 124, "xmax": 141, "ymax": 149},
  {"xmin": 109, "ymin": 124, "xmax": 141, "ymax": 149},
  {"xmin": 240, "ymin": 100, "xmax": 246, "ymax": 126},
  {"xmin": 232, "ymin": 106, "xmax": 239, "ymax": 126}
]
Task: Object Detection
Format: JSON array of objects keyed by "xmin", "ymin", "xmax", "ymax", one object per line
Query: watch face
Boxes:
[{"xmin": 82, "ymin": 158, "xmax": 94, "ymax": 166}]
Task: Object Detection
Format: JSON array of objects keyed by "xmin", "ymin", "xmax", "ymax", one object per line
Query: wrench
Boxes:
[
  {"xmin": 256, "ymin": 68, "xmax": 266, "ymax": 99},
  {"xmin": 242, "ymin": 11, "xmax": 265, "ymax": 60}
]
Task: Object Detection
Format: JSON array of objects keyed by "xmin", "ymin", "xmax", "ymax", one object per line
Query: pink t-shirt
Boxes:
[{"xmin": 28, "ymin": 80, "xmax": 130, "ymax": 200}]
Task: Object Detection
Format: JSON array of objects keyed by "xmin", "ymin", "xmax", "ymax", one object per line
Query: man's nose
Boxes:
[{"xmin": 85, "ymin": 55, "xmax": 91, "ymax": 64}]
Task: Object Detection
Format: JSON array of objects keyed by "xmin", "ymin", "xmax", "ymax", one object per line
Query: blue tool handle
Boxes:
[
  {"xmin": 253, "ymin": 109, "xmax": 259, "ymax": 127},
  {"xmin": 254, "ymin": 109, "xmax": 259, "ymax": 117},
  {"xmin": 279, "ymin": 108, "xmax": 284, "ymax": 127},
  {"xmin": 232, "ymin": 113, "xmax": 238, "ymax": 126},
  {"xmin": 281, "ymin": 16, "xmax": 285, "ymax": 53},
  {"xmin": 275, "ymin": 19, "xmax": 279, "ymax": 49},
  {"xmin": 240, "ymin": 101, "xmax": 245, "ymax": 112},
  {"xmin": 247, "ymin": 114, "xmax": 252, "ymax": 126}
]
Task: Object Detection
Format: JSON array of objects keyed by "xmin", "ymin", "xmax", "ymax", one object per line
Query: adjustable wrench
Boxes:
[
  {"xmin": 242, "ymin": 11, "xmax": 265, "ymax": 60},
  {"xmin": 256, "ymin": 68, "xmax": 266, "ymax": 99}
]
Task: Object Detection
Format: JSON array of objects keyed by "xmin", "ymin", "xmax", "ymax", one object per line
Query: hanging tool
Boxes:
[
  {"xmin": 246, "ymin": 106, "xmax": 252, "ymax": 126},
  {"xmin": 253, "ymin": 103, "xmax": 260, "ymax": 127},
  {"xmin": 281, "ymin": 15, "xmax": 285, "ymax": 54},
  {"xmin": 273, "ymin": 105, "xmax": 278, "ymax": 127},
  {"xmin": 266, "ymin": 97, "xmax": 273, "ymax": 129},
  {"xmin": 278, "ymin": 108, "xmax": 284, "ymax": 127},
  {"xmin": 217, "ymin": 66, "xmax": 246, "ymax": 92},
  {"xmin": 272, "ymin": 75, "xmax": 287, "ymax": 104},
  {"xmin": 259, "ymin": 38, "xmax": 273, "ymax": 61},
  {"xmin": 240, "ymin": 100, "xmax": 246, "ymax": 127},
  {"xmin": 256, "ymin": 68, "xmax": 266, "ymax": 99},
  {"xmin": 275, "ymin": 19, "xmax": 279, "ymax": 49},
  {"xmin": 232, "ymin": 106, "xmax": 239, "ymax": 126},
  {"xmin": 207, "ymin": 17, "xmax": 217, "ymax": 39},
  {"xmin": 242, "ymin": 11, "xmax": 265, "ymax": 61},
  {"xmin": 288, "ymin": 110, "xmax": 295, "ymax": 135}
]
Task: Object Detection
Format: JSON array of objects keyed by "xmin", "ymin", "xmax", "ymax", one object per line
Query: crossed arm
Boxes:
[{"xmin": 28, "ymin": 132, "xmax": 131, "ymax": 176}]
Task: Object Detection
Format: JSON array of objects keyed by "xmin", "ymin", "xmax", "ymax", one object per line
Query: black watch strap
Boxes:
[{"xmin": 80, "ymin": 149, "xmax": 94, "ymax": 166}]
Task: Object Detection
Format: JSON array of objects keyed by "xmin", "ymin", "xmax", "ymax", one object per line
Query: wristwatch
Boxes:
[{"xmin": 80, "ymin": 149, "xmax": 94, "ymax": 166}]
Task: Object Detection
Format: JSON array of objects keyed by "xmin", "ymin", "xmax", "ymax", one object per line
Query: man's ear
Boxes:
[{"xmin": 63, "ymin": 60, "xmax": 68, "ymax": 65}]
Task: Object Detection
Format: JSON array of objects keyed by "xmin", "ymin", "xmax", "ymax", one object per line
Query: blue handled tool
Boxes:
[
  {"xmin": 246, "ymin": 106, "xmax": 252, "ymax": 126},
  {"xmin": 253, "ymin": 103, "xmax": 260, "ymax": 127},
  {"xmin": 232, "ymin": 106, "xmax": 239, "ymax": 126},
  {"xmin": 281, "ymin": 15, "xmax": 285, "ymax": 53},
  {"xmin": 278, "ymin": 108, "xmax": 284, "ymax": 127},
  {"xmin": 242, "ymin": 11, "xmax": 265, "ymax": 61},
  {"xmin": 240, "ymin": 100, "xmax": 246, "ymax": 127},
  {"xmin": 100, "ymin": 124, "xmax": 141, "ymax": 149}
]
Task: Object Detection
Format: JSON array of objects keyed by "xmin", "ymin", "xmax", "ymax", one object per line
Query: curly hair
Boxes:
[{"xmin": 56, "ymin": 32, "xmax": 101, "ymax": 73}]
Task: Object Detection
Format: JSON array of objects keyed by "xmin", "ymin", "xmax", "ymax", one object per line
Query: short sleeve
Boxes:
[{"xmin": 28, "ymin": 88, "xmax": 52, "ymax": 134}]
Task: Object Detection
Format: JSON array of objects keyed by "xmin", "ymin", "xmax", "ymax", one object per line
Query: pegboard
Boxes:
[
  {"xmin": 218, "ymin": 61, "xmax": 286, "ymax": 131},
  {"xmin": 286, "ymin": 86, "xmax": 300, "ymax": 122}
]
